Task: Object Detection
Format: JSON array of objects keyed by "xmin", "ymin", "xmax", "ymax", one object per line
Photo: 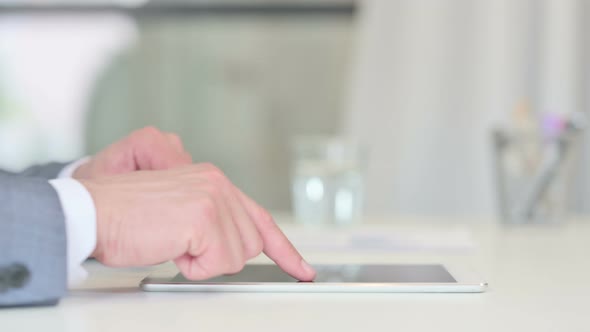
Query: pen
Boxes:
[{"xmin": 512, "ymin": 112, "xmax": 586, "ymax": 222}]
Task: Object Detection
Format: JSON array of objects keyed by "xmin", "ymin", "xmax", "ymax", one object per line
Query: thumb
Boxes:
[{"xmin": 130, "ymin": 128, "xmax": 192, "ymax": 170}]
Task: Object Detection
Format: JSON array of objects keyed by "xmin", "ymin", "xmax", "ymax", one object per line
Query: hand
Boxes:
[
  {"xmin": 73, "ymin": 126, "xmax": 192, "ymax": 179},
  {"xmin": 78, "ymin": 163, "xmax": 316, "ymax": 281}
]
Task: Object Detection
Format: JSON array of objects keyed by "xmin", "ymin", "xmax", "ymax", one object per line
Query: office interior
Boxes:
[
  {"xmin": 1, "ymin": 0, "xmax": 589, "ymax": 221},
  {"xmin": 3, "ymin": 2, "xmax": 590, "ymax": 331}
]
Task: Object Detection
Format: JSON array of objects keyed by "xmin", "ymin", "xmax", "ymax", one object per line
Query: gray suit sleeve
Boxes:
[
  {"xmin": 19, "ymin": 162, "xmax": 69, "ymax": 179},
  {"xmin": 0, "ymin": 162, "xmax": 69, "ymax": 179},
  {"xmin": 0, "ymin": 173, "xmax": 67, "ymax": 307}
]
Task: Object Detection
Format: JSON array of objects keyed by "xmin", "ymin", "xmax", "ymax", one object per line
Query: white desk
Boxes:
[{"xmin": 2, "ymin": 218, "xmax": 589, "ymax": 332}]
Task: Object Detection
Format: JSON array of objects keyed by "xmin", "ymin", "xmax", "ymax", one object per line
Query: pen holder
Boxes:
[{"xmin": 492, "ymin": 130, "xmax": 578, "ymax": 225}]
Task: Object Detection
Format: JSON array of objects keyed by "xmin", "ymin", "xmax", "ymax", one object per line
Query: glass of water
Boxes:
[{"xmin": 291, "ymin": 136, "xmax": 366, "ymax": 226}]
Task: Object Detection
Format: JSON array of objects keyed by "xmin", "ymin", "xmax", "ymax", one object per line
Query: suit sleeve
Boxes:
[
  {"xmin": 18, "ymin": 162, "xmax": 69, "ymax": 179},
  {"xmin": 0, "ymin": 173, "xmax": 67, "ymax": 307}
]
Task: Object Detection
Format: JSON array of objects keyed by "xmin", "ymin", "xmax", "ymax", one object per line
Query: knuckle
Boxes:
[
  {"xmin": 130, "ymin": 126, "xmax": 162, "ymax": 145},
  {"xmin": 184, "ymin": 263, "xmax": 211, "ymax": 281},
  {"xmin": 167, "ymin": 133, "xmax": 184, "ymax": 148},
  {"xmin": 182, "ymin": 152, "xmax": 193, "ymax": 163},
  {"xmin": 246, "ymin": 238, "xmax": 264, "ymax": 259},
  {"xmin": 255, "ymin": 207, "xmax": 274, "ymax": 228},
  {"xmin": 187, "ymin": 163, "xmax": 202, "ymax": 174},
  {"xmin": 228, "ymin": 260, "xmax": 245, "ymax": 275},
  {"xmin": 213, "ymin": 246, "xmax": 241, "ymax": 274},
  {"xmin": 199, "ymin": 163, "xmax": 225, "ymax": 180},
  {"xmin": 138, "ymin": 126, "xmax": 162, "ymax": 137},
  {"xmin": 209, "ymin": 250, "xmax": 233, "ymax": 274},
  {"xmin": 254, "ymin": 237, "xmax": 264, "ymax": 255},
  {"xmin": 196, "ymin": 195, "xmax": 218, "ymax": 221},
  {"xmin": 182, "ymin": 270, "xmax": 200, "ymax": 281},
  {"xmin": 200, "ymin": 183, "xmax": 222, "ymax": 199},
  {"xmin": 199, "ymin": 162, "xmax": 218, "ymax": 172}
]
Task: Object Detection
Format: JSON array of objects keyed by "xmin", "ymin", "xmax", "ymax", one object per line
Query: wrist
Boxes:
[
  {"xmin": 49, "ymin": 177, "xmax": 98, "ymax": 285},
  {"xmin": 77, "ymin": 178, "xmax": 105, "ymax": 259},
  {"xmin": 72, "ymin": 160, "xmax": 93, "ymax": 180}
]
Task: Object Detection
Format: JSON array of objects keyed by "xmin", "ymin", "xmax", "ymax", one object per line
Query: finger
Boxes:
[
  {"xmin": 165, "ymin": 133, "xmax": 185, "ymax": 154},
  {"xmin": 191, "ymin": 163, "xmax": 262, "ymax": 260},
  {"xmin": 165, "ymin": 133, "xmax": 193, "ymax": 164},
  {"xmin": 175, "ymin": 193, "xmax": 242, "ymax": 279},
  {"xmin": 130, "ymin": 128, "xmax": 192, "ymax": 170},
  {"xmin": 225, "ymin": 186, "xmax": 263, "ymax": 260},
  {"xmin": 213, "ymin": 188, "xmax": 247, "ymax": 273},
  {"xmin": 235, "ymin": 189, "xmax": 316, "ymax": 281},
  {"xmin": 175, "ymin": 254, "xmax": 210, "ymax": 280}
]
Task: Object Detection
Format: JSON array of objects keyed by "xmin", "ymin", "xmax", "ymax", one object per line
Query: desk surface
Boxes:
[{"xmin": 2, "ymin": 218, "xmax": 589, "ymax": 332}]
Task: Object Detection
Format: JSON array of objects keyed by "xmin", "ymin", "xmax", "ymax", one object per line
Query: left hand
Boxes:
[{"xmin": 73, "ymin": 126, "xmax": 192, "ymax": 179}]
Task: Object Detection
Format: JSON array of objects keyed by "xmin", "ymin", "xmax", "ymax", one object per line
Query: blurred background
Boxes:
[{"xmin": 0, "ymin": 0, "xmax": 589, "ymax": 220}]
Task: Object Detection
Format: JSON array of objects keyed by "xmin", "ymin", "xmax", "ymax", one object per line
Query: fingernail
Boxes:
[{"xmin": 301, "ymin": 259, "xmax": 316, "ymax": 278}]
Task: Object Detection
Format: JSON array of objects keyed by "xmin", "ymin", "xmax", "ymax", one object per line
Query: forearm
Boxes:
[{"xmin": 0, "ymin": 174, "xmax": 67, "ymax": 307}]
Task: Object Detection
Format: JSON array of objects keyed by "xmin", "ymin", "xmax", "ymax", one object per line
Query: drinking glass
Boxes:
[{"xmin": 291, "ymin": 136, "xmax": 366, "ymax": 226}]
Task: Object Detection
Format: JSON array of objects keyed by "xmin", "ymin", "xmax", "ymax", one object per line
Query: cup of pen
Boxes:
[
  {"xmin": 290, "ymin": 136, "xmax": 367, "ymax": 226},
  {"xmin": 492, "ymin": 113, "xmax": 585, "ymax": 224}
]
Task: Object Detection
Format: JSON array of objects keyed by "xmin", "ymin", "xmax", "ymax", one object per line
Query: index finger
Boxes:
[{"xmin": 234, "ymin": 188, "xmax": 316, "ymax": 281}]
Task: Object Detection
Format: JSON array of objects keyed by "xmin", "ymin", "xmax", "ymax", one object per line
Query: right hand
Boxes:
[{"xmin": 79, "ymin": 163, "xmax": 316, "ymax": 281}]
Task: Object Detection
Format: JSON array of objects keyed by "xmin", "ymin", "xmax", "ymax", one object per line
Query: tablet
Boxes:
[{"xmin": 141, "ymin": 264, "xmax": 487, "ymax": 293}]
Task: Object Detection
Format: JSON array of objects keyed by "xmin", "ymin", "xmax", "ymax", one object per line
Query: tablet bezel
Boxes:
[{"xmin": 140, "ymin": 264, "xmax": 488, "ymax": 293}]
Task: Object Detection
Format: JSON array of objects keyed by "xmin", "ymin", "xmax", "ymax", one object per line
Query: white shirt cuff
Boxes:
[
  {"xmin": 49, "ymin": 158, "xmax": 97, "ymax": 287},
  {"xmin": 58, "ymin": 156, "xmax": 91, "ymax": 179}
]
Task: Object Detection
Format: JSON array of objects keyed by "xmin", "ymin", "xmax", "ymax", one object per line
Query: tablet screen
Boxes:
[{"xmin": 171, "ymin": 264, "xmax": 456, "ymax": 283}]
